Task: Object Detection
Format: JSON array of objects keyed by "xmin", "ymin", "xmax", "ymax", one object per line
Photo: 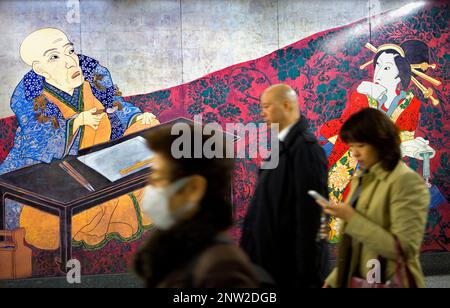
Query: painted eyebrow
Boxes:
[
  {"xmin": 43, "ymin": 42, "xmax": 74, "ymax": 57},
  {"xmin": 43, "ymin": 48, "xmax": 58, "ymax": 56},
  {"xmin": 376, "ymin": 59, "xmax": 395, "ymax": 65}
]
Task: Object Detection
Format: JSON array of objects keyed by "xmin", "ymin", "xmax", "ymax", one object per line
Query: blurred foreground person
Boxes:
[{"xmin": 134, "ymin": 124, "xmax": 260, "ymax": 288}]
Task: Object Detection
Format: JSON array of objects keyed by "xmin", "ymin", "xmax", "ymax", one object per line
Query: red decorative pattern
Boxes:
[{"xmin": 0, "ymin": 116, "xmax": 19, "ymax": 164}]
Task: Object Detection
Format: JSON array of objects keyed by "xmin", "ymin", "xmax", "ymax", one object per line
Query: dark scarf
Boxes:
[{"xmin": 133, "ymin": 210, "xmax": 227, "ymax": 287}]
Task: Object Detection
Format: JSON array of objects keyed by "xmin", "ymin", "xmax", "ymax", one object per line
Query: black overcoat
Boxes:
[{"xmin": 241, "ymin": 117, "xmax": 329, "ymax": 288}]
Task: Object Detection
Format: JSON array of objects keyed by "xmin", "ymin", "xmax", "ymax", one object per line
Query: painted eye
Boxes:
[
  {"xmin": 49, "ymin": 54, "xmax": 59, "ymax": 61},
  {"xmin": 68, "ymin": 48, "xmax": 75, "ymax": 54},
  {"xmin": 384, "ymin": 66, "xmax": 390, "ymax": 70}
]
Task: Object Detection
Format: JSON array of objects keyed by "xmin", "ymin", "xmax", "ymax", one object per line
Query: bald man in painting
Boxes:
[
  {"xmin": 240, "ymin": 84, "xmax": 329, "ymax": 287},
  {"xmin": 0, "ymin": 28, "xmax": 158, "ymax": 250}
]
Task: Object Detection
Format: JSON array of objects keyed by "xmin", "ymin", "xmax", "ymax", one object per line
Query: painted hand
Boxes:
[
  {"xmin": 74, "ymin": 107, "xmax": 105, "ymax": 131},
  {"xmin": 357, "ymin": 81, "xmax": 387, "ymax": 101},
  {"xmin": 400, "ymin": 137, "xmax": 436, "ymax": 160},
  {"xmin": 136, "ymin": 112, "xmax": 158, "ymax": 125}
]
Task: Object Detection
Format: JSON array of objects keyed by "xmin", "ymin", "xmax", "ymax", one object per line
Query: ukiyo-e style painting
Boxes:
[{"xmin": 0, "ymin": 1, "xmax": 448, "ymax": 279}]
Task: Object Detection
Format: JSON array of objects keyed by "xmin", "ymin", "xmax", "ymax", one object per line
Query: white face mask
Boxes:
[{"xmin": 142, "ymin": 177, "xmax": 196, "ymax": 230}]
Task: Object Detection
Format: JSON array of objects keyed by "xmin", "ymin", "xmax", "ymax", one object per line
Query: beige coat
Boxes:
[{"xmin": 326, "ymin": 161, "xmax": 430, "ymax": 288}]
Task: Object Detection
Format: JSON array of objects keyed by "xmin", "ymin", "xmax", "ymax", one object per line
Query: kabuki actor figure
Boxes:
[
  {"xmin": 0, "ymin": 28, "xmax": 160, "ymax": 250},
  {"xmin": 320, "ymin": 40, "xmax": 442, "ymax": 241}
]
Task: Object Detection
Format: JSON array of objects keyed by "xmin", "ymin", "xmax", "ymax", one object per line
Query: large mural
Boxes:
[{"xmin": 0, "ymin": 1, "xmax": 448, "ymax": 278}]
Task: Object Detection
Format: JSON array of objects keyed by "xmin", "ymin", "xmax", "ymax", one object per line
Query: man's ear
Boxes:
[
  {"xmin": 182, "ymin": 175, "xmax": 207, "ymax": 205},
  {"xmin": 32, "ymin": 61, "xmax": 49, "ymax": 79},
  {"xmin": 283, "ymin": 100, "xmax": 292, "ymax": 111}
]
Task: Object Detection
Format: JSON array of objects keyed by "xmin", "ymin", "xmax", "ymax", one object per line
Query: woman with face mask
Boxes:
[
  {"xmin": 133, "ymin": 124, "xmax": 259, "ymax": 288},
  {"xmin": 317, "ymin": 108, "xmax": 430, "ymax": 288}
]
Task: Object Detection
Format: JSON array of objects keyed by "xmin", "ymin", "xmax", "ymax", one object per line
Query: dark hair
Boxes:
[
  {"xmin": 133, "ymin": 123, "xmax": 235, "ymax": 287},
  {"xmin": 401, "ymin": 40, "xmax": 430, "ymax": 73},
  {"xmin": 339, "ymin": 108, "xmax": 401, "ymax": 171}
]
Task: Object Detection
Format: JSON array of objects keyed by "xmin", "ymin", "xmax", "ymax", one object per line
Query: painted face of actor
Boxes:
[
  {"xmin": 21, "ymin": 28, "xmax": 84, "ymax": 94},
  {"xmin": 374, "ymin": 52, "xmax": 401, "ymax": 91},
  {"xmin": 348, "ymin": 142, "xmax": 380, "ymax": 170}
]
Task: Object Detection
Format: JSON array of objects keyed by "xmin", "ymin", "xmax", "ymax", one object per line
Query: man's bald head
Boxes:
[
  {"xmin": 20, "ymin": 28, "xmax": 69, "ymax": 66},
  {"xmin": 19, "ymin": 28, "xmax": 84, "ymax": 94},
  {"xmin": 260, "ymin": 84, "xmax": 301, "ymax": 131},
  {"xmin": 261, "ymin": 84, "xmax": 299, "ymax": 108}
]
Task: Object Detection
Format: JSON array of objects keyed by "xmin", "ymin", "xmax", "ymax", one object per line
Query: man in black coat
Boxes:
[{"xmin": 240, "ymin": 84, "xmax": 329, "ymax": 288}]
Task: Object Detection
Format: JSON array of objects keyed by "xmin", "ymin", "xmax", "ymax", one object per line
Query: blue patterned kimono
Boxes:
[
  {"xmin": 0, "ymin": 55, "xmax": 145, "ymax": 230},
  {"xmin": 0, "ymin": 55, "xmax": 143, "ymax": 175}
]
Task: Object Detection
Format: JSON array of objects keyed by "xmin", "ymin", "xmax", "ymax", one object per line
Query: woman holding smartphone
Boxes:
[{"xmin": 315, "ymin": 108, "xmax": 430, "ymax": 288}]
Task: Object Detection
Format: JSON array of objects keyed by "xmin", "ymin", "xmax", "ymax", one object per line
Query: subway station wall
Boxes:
[{"xmin": 0, "ymin": 0, "xmax": 448, "ymax": 278}]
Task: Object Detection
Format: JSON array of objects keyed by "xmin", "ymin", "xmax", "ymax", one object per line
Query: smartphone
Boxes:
[{"xmin": 308, "ymin": 190, "xmax": 329, "ymax": 205}]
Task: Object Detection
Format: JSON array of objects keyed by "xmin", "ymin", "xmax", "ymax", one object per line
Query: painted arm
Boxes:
[
  {"xmin": 91, "ymin": 64, "xmax": 145, "ymax": 128},
  {"xmin": 0, "ymin": 82, "xmax": 80, "ymax": 174}
]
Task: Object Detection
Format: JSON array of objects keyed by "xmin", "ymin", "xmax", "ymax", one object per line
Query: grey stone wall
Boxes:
[{"xmin": 0, "ymin": 0, "xmax": 419, "ymax": 118}]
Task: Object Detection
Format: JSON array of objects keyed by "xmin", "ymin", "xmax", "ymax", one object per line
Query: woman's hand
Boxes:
[{"xmin": 315, "ymin": 199, "xmax": 355, "ymax": 222}]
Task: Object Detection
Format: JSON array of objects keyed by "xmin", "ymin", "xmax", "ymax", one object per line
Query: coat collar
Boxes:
[
  {"xmin": 278, "ymin": 122, "xmax": 295, "ymax": 141},
  {"xmin": 282, "ymin": 116, "xmax": 310, "ymax": 148},
  {"xmin": 354, "ymin": 161, "xmax": 391, "ymax": 181}
]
